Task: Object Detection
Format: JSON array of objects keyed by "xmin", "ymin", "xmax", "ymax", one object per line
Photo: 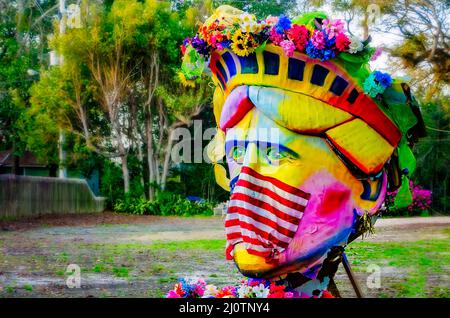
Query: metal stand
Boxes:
[
  {"xmin": 327, "ymin": 278, "xmax": 341, "ymax": 298},
  {"xmin": 342, "ymin": 252, "xmax": 363, "ymax": 298}
]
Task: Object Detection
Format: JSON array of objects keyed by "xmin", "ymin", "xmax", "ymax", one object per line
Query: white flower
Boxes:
[
  {"xmin": 237, "ymin": 284, "xmax": 252, "ymax": 298},
  {"xmin": 348, "ymin": 35, "xmax": 364, "ymax": 53},
  {"xmin": 239, "ymin": 12, "xmax": 259, "ymax": 33},
  {"xmin": 252, "ymin": 284, "xmax": 270, "ymax": 298},
  {"xmin": 202, "ymin": 284, "xmax": 218, "ymax": 298}
]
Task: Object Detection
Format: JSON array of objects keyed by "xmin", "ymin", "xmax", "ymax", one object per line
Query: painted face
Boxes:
[{"xmin": 223, "ymin": 107, "xmax": 387, "ymax": 279}]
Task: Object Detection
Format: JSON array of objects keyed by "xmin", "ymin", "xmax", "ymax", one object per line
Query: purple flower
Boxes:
[
  {"xmin": 191, "ymin": 35, "xmax": 210, "ymax": 57},
  {"xmin": 183, "ymin": 38, "xmax": 191, "ymax": 46},
  {"xmin": 275, "ymin": 14, "xmax": 292, "ymax": 34},
  {"xmin": 371, "ymin": 47, "xmax": 382, "ymax": 61}
]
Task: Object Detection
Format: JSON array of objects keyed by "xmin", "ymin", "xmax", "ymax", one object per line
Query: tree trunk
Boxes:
[
  {"xmin": 136, "ymin": 141, "xmax": 145, "ymax": 197},
  {"xmin": 121, "ymin": 153, "xmax": 130, "ymax": 194},
  {"xmin": 362, "ymin": 10, "xmax": 369, "ymax": 40},
  {"xmin": 160, "ymin": 128, "xmax": 175, "ymax": 191},
  {"xmin": 11, "ymin": 141, "xmax": 20, "ymax": 175},
  {"xmin": 115, "ymin": 126, "xmax": 130, "ymax": 194},
  {"xmin": 12, "ymin": 155, "xmax": 20, "ymax": 175},
  {"xmin": 145, "ymin": 108, "xmax": 156, "ymax": 200}
]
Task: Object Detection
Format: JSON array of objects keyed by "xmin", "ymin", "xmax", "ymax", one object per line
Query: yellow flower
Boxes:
[
  {"xmin": 178, "ymin": 72, "xmax": 195, "ymax": 88},
  {"xmin": 231, "ymin": 29, "xmax": 257, "ymax": 56}
]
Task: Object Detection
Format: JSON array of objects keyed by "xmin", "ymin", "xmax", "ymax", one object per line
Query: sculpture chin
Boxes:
[{"xmin": 232, "ymin": 243, "xmax": 281, "ymax": 278}]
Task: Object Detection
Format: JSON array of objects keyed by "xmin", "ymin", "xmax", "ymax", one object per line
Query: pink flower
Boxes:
[
  {"xmin": 371, "ymin": 47, "xmax": 382, "ymax": 61},
  {"xmin": 166, "ymin": 290, "xmax": 181, "ymax": 298},
  {"xmin": 269, "ymin": 27, "xmax": 284, "ymax": 45},
  {"xmin": 322, "ymin": 19, "xmax": 345, "ymax": 39},
  {"xmin": 265, "ymin": 15, "xmax": 279, "ymax": 26},
  {"xmin": 311, "ymin": 30, "xmax": 325, "ymax": 49},
  {"xmin": 287, "ymin": 24, "xmax": 309, "ymax": 51},
  {"xmin": 194, "ymin": 286, "xmax": 205, "ymax": 297},
  {"xmin": 217, "ymin": 286, "xmax": 236, "ymax": 298},
  {"xmin": 280, "ymin": 40, "xmax": 295, "ymax": 57},
  {"xmin": 335, "ymin": 32, "xmax": 350, "ymax": 52},
  {"xmin": 284, "ymin": 292, "xmax": 294, "ymax": 298}
]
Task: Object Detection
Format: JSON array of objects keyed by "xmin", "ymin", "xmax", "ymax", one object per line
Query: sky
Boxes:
[{"xmin": 315, "ymin": 2, "xmax": 408, "ymax": 78}]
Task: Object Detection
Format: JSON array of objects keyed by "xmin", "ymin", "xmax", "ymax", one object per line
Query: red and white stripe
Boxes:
[{"xmin": 225, "ymin": 166, "xmax": 310, "ymax": 260}]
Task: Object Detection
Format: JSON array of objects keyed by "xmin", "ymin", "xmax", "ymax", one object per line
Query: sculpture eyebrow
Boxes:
[{"xmin": 225, "ymin": 140, "xmax": 299, "ymax": 159}]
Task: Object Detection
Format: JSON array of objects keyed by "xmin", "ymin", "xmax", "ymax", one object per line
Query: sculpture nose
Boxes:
[{"xmin": 242, "ymin": 142, "xmax": 260, "ymax": 170}]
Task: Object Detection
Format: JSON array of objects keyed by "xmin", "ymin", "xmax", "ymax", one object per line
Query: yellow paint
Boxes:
[
  {"xmin": 206, "ymin": 129, "xmax": 226, "ymax": 163},
  {"xmin": 326, "ymin": 119, "xmax": 394, "ymax": 174},
  {"xmin": 233, "ymin": 243, "xmax": 274, "ymax": 273},
  {"xmin": 249, "ymin": 86, "xmax": 354, "ymax": 134}
]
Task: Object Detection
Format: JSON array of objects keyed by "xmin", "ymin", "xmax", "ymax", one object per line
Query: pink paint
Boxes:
[
  {"xmin": 283, "ymin": 171, "xmax": 356, "ymax": 268},
  {"xmin": 219, "ymin": 86, "xmax": 254, "ymax": 130}
]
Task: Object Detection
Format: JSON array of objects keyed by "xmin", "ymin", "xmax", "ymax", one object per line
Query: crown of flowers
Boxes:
[
  {"xmin": 179, "ymin": 8, "xmax": 392, "ymax": 97},
  {"xmin": 183, "ymin": 12, "xmax": 368, "ymax": 61}
]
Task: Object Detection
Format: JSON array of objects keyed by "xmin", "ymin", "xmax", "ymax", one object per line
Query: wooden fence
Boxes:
[{"xmin": 0, "ymin": 174, "xmax": 105, "ymax": 220}]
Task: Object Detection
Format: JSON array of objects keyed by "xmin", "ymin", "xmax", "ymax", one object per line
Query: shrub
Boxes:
[
  {"xmin": 113, "ymin": 192, "xmax": 213, "ymax": 216},
  {"xmin": 386, "ymin": 180, "xmax": 432, "ymax": 216},
  {"xmin": 100, "ymin": 160, "xmax": 125, "ymax": 208}
]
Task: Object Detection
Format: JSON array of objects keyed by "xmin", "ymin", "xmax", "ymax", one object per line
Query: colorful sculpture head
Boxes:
[{"xmin": 180, "ymin": 6, "xmax": 425, "ymax": 282}]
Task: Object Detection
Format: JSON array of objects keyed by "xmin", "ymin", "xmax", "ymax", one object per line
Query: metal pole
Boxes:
[
  {"xmin": 342, "ymin": 252, "xmax": 364, "ymax": 298},
  {"xmin": 58, "ymin": 0, "xmax": 67, "ymax": 179}
]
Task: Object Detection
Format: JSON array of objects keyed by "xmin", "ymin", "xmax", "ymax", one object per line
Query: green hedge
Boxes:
[{"xmin": 113, "ymin": 192, "xmax": 213, "ymax": 216}]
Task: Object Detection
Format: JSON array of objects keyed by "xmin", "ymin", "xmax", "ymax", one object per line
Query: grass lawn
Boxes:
[{"xmin": 75, "ymin": 237, "xmax": 449, "ymax": 298}]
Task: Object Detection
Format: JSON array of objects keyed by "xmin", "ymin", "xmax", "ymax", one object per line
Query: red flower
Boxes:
[
  {"xmin": 174, "ymin": 283, "xmax": 185, "ymax": 296},
  {"xmin": 268, "ymin": 283, "xmax": 286, "ymax": 298},
  {"xmin": 321, "ymin": 290, "xmax": 334, "ymax": 298},
  {"xmin": 335, "ymin": 32, "xmax": 350, "ymax": 52},
  {"xmin": 287, "ymin": 24, "xmax": 309, "ymax": 51}
]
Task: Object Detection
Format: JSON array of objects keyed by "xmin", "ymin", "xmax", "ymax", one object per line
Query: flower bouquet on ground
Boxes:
[{"xmin": 166, "ymin": 277, "xmax": 333, "ymax": 298}]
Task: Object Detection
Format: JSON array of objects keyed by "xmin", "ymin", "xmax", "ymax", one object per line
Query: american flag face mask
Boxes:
[{"xmin": 225, "ymin": 166, "xmax": 311, "ymax": 261}]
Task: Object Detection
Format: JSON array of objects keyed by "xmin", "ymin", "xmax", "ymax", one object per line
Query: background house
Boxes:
[{"xmin": 0, "ymin": 150, "xmax": 100, "ymax": 196}]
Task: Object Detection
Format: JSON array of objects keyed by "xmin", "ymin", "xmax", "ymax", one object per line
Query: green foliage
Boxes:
[
  {"xmin": 413, "ymin": 101, "xmax": 450, "ymax": 214},
  {"xmin": 100, "ymin": 160, "xmax": 125, "ymax": 207},
  {"xmin": 112, "ymin": 266, "xmax": 129, "ymax": 278},
  {"xmin": 0, "ymin": 0, "xmax": 56, "ymax": 153},
  {"xmin": 113, "ymin": 191, "xmax": 213, "ymax": 216},
  {"xmin": 211, "ymin": 0, "xmax": 298, "ymax": 19}
]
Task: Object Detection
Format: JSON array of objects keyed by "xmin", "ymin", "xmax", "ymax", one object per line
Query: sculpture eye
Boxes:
[
  {"xmin": 267, "ymin": 147, "xmax": 292, "ymax": 164},
  {"xmin": 230, "ymin": 146, "xmax": 245, "ymax": 164}
]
